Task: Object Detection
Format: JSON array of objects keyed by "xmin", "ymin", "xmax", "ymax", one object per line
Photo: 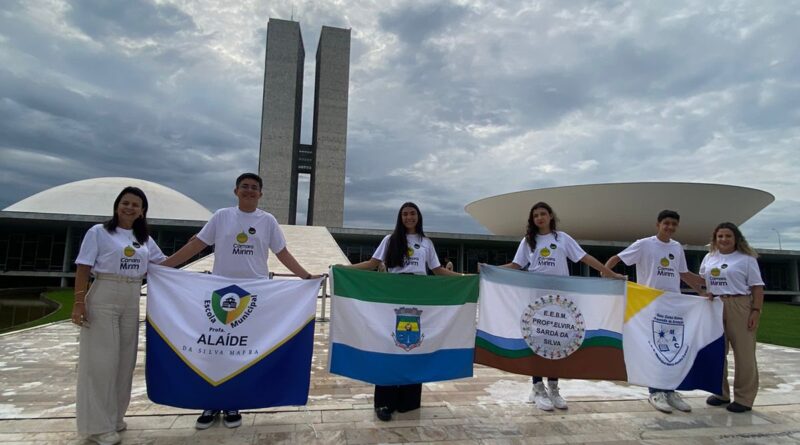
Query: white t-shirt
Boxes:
[
  {"xmin": 511, "ymin": 231, "xmax": 586, "ymax": 277},
  {"xmin": 197, "ymin": 207, "xmax": 286, "ymax": 279},
  {"xmin": 699, "ymin": 251, "xmax": 765, "ymax": 296},
  {"xmin": 372, "ymin": 234, "xmax": 441, "ymax": 275},
  {"xmin": 617, "ymin": 235, "xmax": 688, "ymax": 293},
  {"xmin": 75, "ymin": 224, "xmax": 165, "ymax": 277}
]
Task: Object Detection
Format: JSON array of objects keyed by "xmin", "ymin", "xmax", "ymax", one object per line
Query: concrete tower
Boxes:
[
  {"xmin": 258, "ymin": 19, "xmax": 304, "ymax": 224},
  {"xmin": 258, "ymin": 19, "xmax": 350, "ymax": 227},
  {"xmin": 308, "ymin": 26, "xmax": 350, "ymax": 227}
]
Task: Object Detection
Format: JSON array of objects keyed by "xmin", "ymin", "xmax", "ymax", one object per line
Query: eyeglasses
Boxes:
[{"xmin": 238, "ymin": 184, "xmax": 261, "ymax": 191}]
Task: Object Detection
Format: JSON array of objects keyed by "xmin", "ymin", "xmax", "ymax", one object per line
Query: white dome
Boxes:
[
  {"xmin": 4, "ymin": 177, "xmax": 212, "ymax": 221},
  {"xmin": 465, "ymin": 182, "xmax": 774, "ymax": 245}
]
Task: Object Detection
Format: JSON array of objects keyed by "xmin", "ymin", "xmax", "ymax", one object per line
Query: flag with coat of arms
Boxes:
[
  {"xmin": 475, "ymin": 265, "xmax": 628, "ymax": 380},
  {"xmin": 145, "ymin": 264, "xmax": 323, "ymax": 409},
  {"xmin": 623, "ymin": 282, "xmax": 724, "ymax": 393},
  {"xmin": 476, "ymin": 265, "xmax": 724, "ymax": 393},
  {"xmin": 328, "ymin": 266, "xmax": 479, "ymax": 386}
]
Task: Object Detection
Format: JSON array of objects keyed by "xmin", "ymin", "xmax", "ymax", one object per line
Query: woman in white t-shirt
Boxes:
[
  {"xmin": 348, "ymin": 202, "xmax": 461, "ymax": 422},
  {"xmin": 502, "ymin": 202, "xmax": 624, "ymax": 412},
  {"xmin": 71, "ymin": 187, "xmax": 166, "ymax": 445},
  {"xmin": 700, "ymin": 222, "xmax": 764, "ymax": 413}
]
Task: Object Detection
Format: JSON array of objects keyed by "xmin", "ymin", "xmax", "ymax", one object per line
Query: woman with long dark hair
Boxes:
[
  {"xmin": 701, "ymin": 222, "xmax": 764, "ymax": 413},
  {"xmin": 348, "ymin": 202, "xmax": 460, "ymax": 421},
  {"xmin": 503, "ymin": 202, "xmax": 623, "ymax": 411},
  {"xmin": 71, "ymin": 187, "xmax": 166, "ymax": 445}
]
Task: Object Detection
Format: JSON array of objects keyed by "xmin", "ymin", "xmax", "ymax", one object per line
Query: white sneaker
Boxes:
[
  {"xmin": 87, "ymin": 431, "xmax": 120, "ymax": 445},
  {"xmin": 666, "ymin": 392, "xmax": 692, "ymax": 412},
  {"xmin": 547, "ymin": 381, "xmax": 568, "ymax": 409},
  {"xmin": 649, "ymin": 391, "xmax": 673, "ymax": 413},
  {"xmin": 529, "ymin": 381, "xmax": 554, "ymax": 411}
]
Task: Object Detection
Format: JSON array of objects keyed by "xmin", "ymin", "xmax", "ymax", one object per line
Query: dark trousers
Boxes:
[
  {"xmin": 532, "ymin": 377, "xmax": 558, "ymax": 384},
  {"xmin": 374, "ymin": 384, "xmax": 422, "ymax": 413},
  {"xmin": 649, "ymin": 388, "xmax": 674, "ymax": 394}
]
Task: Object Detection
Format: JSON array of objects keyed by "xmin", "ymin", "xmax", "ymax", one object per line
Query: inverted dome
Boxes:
[
  {"xmin": 465, "ymin": 182, "xmax": 774, "ymax": 245},
  {"xmin": 4, "ymin": 177, "xmax": 212, "ymax": 221}
]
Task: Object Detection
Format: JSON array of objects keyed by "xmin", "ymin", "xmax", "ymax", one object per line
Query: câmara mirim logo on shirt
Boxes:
[
  {"xmin": 119, "ymin": 245, "xmax": 141, "ymax": 271},
  {"xmin": 709, "ymin": 264, "xmax": 729, "ymax": 287},
  {"xmin": 657, "ymin": 253, "xmax": 677, "ymax": 278},
  {"xmin": 232, "ymin": 232, "xmax": 255, "ymax": 255}
]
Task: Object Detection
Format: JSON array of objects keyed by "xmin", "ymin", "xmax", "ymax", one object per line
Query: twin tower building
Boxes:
[{"xmin": 257, "ymin": 19, "xmax": 350, "ymax": 227}]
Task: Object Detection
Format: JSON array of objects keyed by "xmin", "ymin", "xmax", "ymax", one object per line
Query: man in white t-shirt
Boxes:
[
  {"xmin": 604, "ymin": 209, "xmax": 706, "ymax": 414},
  {"xmin": 162, "ymin": 172, "xmax": 319, "ymax": 430}
]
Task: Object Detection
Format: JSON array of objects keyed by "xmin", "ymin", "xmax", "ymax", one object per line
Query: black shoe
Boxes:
[
  {"xmin": 706, "ymin": 396, "xmax": 730, "ymax": 406},
  {"xmin": 223, "ymin": 410, "xmax": 242, "ymax": 428},
  {"xmin": 195, "ymin": 410, "xmax": 219, "ymax": 429},
  {"xmin": 726, "ymin": 402, "xmax": 752, "ymax": 413},
  {"xmin": 375, "ymin": 406, "xmax": 392, "ymax": 421}
]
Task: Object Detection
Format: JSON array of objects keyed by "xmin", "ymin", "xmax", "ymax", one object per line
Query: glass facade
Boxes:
[
  {"xmin": 0, "ymin": 229, "xmax": 67, "ymax": 272},
  {"xmin": 0, "ymin": 218, "xmax": 206, "ymax": 287},
  {"xmin": 1, "ymin": 219, "xmax": 798, "ymax": 298},
  {"xmin": 330, "ymin": 232, "xmax": 800, "ymax": 296}
]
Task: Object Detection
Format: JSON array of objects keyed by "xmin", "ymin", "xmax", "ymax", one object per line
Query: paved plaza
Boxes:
[{"xmin": 1, "ymin": 298, "xmax": 800, "ymax": 445}]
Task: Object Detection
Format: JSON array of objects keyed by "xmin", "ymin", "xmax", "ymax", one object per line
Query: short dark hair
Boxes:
[
  {"xmin": 657, "ymin": 209, "xmax": 680, "ymax": 222},
  {"xmin": 236, "ymin": 173, "xmax": 263, "ymax": 189}
]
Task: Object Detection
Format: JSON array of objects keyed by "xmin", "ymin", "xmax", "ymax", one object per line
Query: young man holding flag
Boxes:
[
  {"xmin": 162, "ymin": 172, "xmax": 319, "ymax": 429},
  {"xmin": 604, "ymin": 209, "xmax": 706, "ymax": 414}
]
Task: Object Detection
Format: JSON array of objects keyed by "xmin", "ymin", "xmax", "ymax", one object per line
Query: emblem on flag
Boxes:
[
  {"xmin": 392, "ymin": 307, "xmax": 424, "ymax": 351},
  {"xmin": 208, "ymin": 284, "xmax": 256, "ymax": 327},
  {"xmin": 520, "ymin": 294, "xmax": 586, "ymax": 360},
  {"xmin": 651, "ymin": 314, "xmax": 686, "ymax": 364}
]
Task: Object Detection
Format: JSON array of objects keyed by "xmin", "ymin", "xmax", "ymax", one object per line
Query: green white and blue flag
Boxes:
[{"xmin": 328, "ymin": 266, "xmax": 479, "ymax": 385}]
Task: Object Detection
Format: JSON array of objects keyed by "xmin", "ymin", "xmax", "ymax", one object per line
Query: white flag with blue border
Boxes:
[
  {"xmin": 145, "ymin": 265, "xmax": 322, "ymax": 409},
  {"xmin": 623, "ymin": 282, "xmax": 724, "ymax": 393}
]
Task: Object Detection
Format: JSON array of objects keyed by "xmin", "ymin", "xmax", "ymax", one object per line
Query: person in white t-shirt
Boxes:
[
  {"xmin": 604, "ymin": 209, "xmax": 706, "ymax": 414},
  {"xmin": 346, "ymin": 202, "xmax": 461, "ymax": 422},
  {"xmin": 72, "ymin": 187, "xmax": 166, "ymax": 445},
  {"xmin": 700, "ymin": 222, "xmax": 764, "ymax": 413},
  {"xmin": 161, "ymin": 173, "xmax": 320, "ymax": 430},
  {"xmin": 502, "ymin": 202, "xmax": 624, "ymax": 412}
]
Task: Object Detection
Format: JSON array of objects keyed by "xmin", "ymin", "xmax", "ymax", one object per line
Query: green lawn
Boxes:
[
  {"xmin": 757, "ymin": 301, "xmax": 800, "ymax": 348},
  {"xmin": 0, "ymin": 289, "xmax": 74, "ymax": 334},
  {"xmin": 1, "ymin": 291, "xmax": 798, "ymax": 349}
]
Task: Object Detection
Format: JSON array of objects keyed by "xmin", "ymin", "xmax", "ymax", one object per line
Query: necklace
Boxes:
[{"xmin": 234, "ymin": 210, "xmax": 258, "ymax": 242}]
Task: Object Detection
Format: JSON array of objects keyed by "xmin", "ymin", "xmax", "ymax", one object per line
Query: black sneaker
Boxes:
[
  {"xmin": 223, "ymin": 410, "xmax": 242, "ymax": 428},
  {"xmin": 706, "ymin": 395, "xmax": 730, "ymax": 406},
  {"xmin": 195, "ymin": 410, "xmax": 219, "ymax": 430},
  {"xmin": 375, "ymin": 406, "xmax": 392, "ymax": 422},
  {"xmin": 726, "ymin": 402, "xmax": 752, "ymax": 413}
]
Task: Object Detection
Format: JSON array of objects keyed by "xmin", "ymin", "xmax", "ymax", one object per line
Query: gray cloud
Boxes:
[
  {"xmin": 379, "ymin": 2, "xmax": 470, "ymax": 46},
  {"xmin": 66, "ymin": 0, "xmax": 196, "ymax": 39},
  {"xmin": 1, "ymin": 0, "xmax": 799, "ymax": 250}
]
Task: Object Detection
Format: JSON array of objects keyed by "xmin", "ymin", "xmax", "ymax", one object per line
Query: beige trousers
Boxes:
[
  {"xmin": 718, "ymin": 295, "xmax": 759, "ymax": 407},
  {"xmin": 76, "ymin": 275, "xmax": 142, "ymax": 436}
]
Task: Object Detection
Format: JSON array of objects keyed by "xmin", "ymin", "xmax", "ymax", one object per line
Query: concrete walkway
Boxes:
[{"xmin": 2, "ymin": 296, "xmax": 800, "ymax": 444}]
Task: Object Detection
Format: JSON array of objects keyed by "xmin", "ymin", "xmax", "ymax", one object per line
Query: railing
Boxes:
[{"xmin": 268, "ymin": 272, "xmax": 330, "ymax": 322}]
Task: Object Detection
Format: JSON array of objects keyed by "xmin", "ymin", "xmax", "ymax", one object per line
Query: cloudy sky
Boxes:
[{"xmin": 1, "ymin": 0, "xmax": 798, "ymax": 249}]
